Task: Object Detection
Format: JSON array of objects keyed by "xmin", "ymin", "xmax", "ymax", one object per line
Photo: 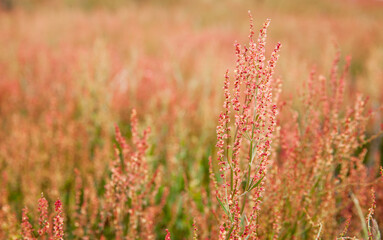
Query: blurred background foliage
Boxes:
[{"xmin": 0, "ymin": 0, "xmax": 382, "ymax": 239}]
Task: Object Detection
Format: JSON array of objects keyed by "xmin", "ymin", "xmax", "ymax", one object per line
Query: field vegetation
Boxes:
[{"xmin": 0, "ymin": 0, "xmax": 383, "ymax": 239}]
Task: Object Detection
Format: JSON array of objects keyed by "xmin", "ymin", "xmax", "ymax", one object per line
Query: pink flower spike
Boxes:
[{"xmin": 165, "ymin": 229, "xmax": 171, "ymax": 240}]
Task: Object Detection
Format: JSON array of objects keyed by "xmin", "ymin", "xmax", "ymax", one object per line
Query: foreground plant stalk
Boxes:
[{"xmin": 212, "ymin": 12, "xmax": 281, "ymax": 239}]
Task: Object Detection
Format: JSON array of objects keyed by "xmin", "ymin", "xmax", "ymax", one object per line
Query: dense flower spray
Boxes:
[
  {"xmin": 21, "ymin": 207, "xmax": 34, "ymax": 240},
  {"xmin": 21, "ymin": 195, "xmax": 64, "ymax": 240},
  {"xmin": 213, "ymin": 12, "xmax": 281, "ymax": 239},
  {"xmin": 102, "ymin": 109, "xmax": 164, "ymax": 239},
  {"xmin": 53, "ymin": 199, "xmax": 64, "ymax": 240},
  {"xmin": 37, "ymin": 193, "xmax": 49, "ymax": 236}
]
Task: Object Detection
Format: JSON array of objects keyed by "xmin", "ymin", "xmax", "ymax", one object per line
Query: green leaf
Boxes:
[
  {"xmin": 216, "ymin": 196, "xmax": 230, "ymax": 219},
  {"xmin": 247, "ymin": 175, "xmax": 265, "ymax": 192}
]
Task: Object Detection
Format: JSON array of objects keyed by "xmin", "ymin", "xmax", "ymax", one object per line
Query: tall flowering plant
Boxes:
[
  {"xmin": 212, "ymin": 13, "xmax": 281, "ymax": 239},
  {"xmin": 101, "ymin": 109, "xmax": 164, "ymax": 239}
]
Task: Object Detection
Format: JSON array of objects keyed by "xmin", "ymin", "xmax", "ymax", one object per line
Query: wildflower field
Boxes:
[{"xmin": 1, "ymin": 0, "xmax": 383, "ymax": 239}]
